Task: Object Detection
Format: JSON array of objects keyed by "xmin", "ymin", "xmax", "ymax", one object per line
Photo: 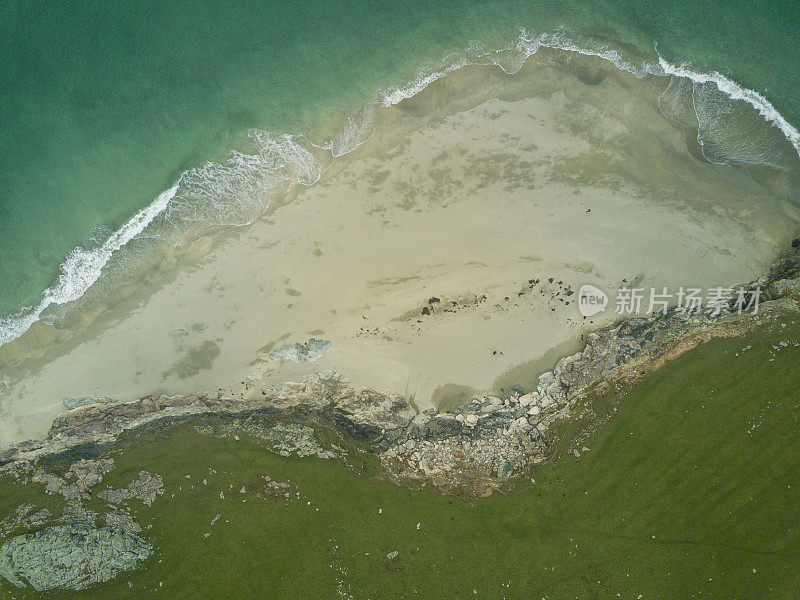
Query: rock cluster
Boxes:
[
  {"xmin": 381, "ymin": 388, "xmax": 554, "ymax": 494},
  {"xmin": 0, "ymin": 457, "xmax": 163, "ymax": 591},
  {"xmin": 104, "ymin": 509, "xmax": 143, "ymax": 533},
  {"xmin": 256, "ymin": 423, "xmax": 338, "ymax": 459},
  {"xmin": 0, "ymin": 504, "xmax": 150, "ymax": 591},
  {"xmin": 97, "ymin": 471, "xmax": 164, "ymax": 507},
  {"xmin": 31, "ymin": 468, "xmax": 88, "ymax": 502},
  {"xmin": 68, "ymin": 458, "xmax": 116, "ymax": 489},
  {"xmin": 258, "ymin": 475, "xmax": 296, "ymax": 501},
  {"xmin": 197, "ymin": 419, "xmax": 340, "ymax": 459},
  {"xmin": 27, "ymin": 459, "xmax": 117, "ymax": 503}
]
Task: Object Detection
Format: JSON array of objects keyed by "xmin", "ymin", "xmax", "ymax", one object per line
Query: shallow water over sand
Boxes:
[{"xmin": 1, "ymin": 51, "xmax": 799, "ymax": 446}]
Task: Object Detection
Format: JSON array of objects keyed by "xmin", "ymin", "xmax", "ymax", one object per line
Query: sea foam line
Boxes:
[
  {"xmin": 0, "ymin": 184, "xmax": 179, "ymax": 346},
  {"xmin": 380, "ymin": 30, "xmax": 800, "ymax": 159},
  {"xmin": 378, "ymin": 31, "xmax": 654, "ymax": 107},
  {"xmin": 381, "ymin": 54, "xmax": 476, "ymax": 107},
  {"xmin": 0, "ymin": 131, "xmax": 326, "ymax": 348},
  {"xmin": 505, "ymin": 30, "xmax": 654, "ymax": 77},
  {"xmin": 657, "ymin": 57, "xmax": 800, "ymax": 156},
  {"xmin": 2, "ymin": 31, "xmax": 799, "ymax": 349}
]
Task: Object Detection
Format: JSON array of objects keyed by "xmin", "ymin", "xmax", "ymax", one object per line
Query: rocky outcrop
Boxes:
[
  {"xmin": 552, "ymin": 309, "xmax": 746, "ymax": 398},
  {"xmin": 1, "ymin": 297, "xmax": 795, "ymax": 499},
  {"xmin": 31, "ymin": 468, "xmax": 88, "ymax": 502},
  {"xmin": 253, "ymin": 423, "xmax": 339, "ymax": 459},
  {"xmin": 97, "ymin": 471, "xmax": 164, "ymax": 507},
  {"xmin": 193, "ymin": 414, "xmax": 343, "ymax": 459},
  {"xmin": 68, "ymin": 458, "xmax": 116, "ymax": 489},
  {"xmin": 62, "ymin": 395, "xmax": 118, "ymax": 410},
  {"xmin": 26, "ymin": 458, "xmax": 116, "ymax": 502},
  {"xmin": 0, "ymin": 458, "xmax": 159, "ymax": 592},
  {"xmin": 0, "ymin": 373, "xmax": 416, "ymax": 470},
  {"xmin": 335, "ymin": 389, "xmax": 417, "ymax": 431},
  {"xmin": 0, "ymin": 504, "xmax": 151, "ymax": 591},
  {"xmin": 381, "ymin": 404, "xmax": 546, "ymax": 495},
  {"xmin": 269, "ymin": 338, "xmax": 331, "ymax": 363},
  {"xmin": 104, "ymin": 509, "xmax": 143, "ymax": 533},
  {"xmin": 378, "ymin": 287, "xmax": 798, "ymax": 493}
]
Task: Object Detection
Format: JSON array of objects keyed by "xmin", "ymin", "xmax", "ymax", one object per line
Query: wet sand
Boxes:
[{"xmin": 1, "ymin": 55, "xmax": 798, "ymax": 446}]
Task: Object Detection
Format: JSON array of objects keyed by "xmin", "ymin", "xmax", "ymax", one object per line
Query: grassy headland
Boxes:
[{"xmin": 2, "ymin": 316, "xmax": 800, "ymax": 599}]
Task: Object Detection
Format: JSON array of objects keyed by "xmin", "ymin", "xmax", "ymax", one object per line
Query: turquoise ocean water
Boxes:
[{"xmin": 1, "ymin": 0, "xmax": 799, "ymax": 344}]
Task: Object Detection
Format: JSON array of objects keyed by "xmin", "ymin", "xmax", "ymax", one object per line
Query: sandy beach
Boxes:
[{"xmin": 1, "ymin": 54, "xmax": 798, "ymax": 447}]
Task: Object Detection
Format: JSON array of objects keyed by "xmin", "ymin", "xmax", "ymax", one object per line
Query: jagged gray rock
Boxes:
[
  {"xmin": 0, "ymin": 504, "xmax": 52, "ymax": 535},
  {"xmin": 31, "ymin": 469, "xmax": 88, "ymax": 502},
  {"xmin": 67, "ymin": 458, "xmax": 115, "ymax": 490},
  {"xmin": 257, "ymin": 423, "xmax": 337, "ymax": 459},
  {"xmin": 0, "ymin": 503, "xmax": 149, "ymax": 591},
  {"xmin": 97, "ymin": 471, "xmax": 164, "ymax": 507},
  {"xmin": 269, "ymin": 338, "xmax": 331, "ymax": 363},
  {"xmin": 0, "ymin": 522, "xmax": 151, "ymax": 591},
  {"xmin": 104, "ymin": 509, "xmax": 143, "ymax": 534},
  {"xmin": 62, "ymin": 395, "xmax": 118, "ymax": 410}
]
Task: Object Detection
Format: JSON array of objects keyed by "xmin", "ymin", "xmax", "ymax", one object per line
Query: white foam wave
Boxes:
[
  {"xmin": 505, "ymin": 32, "xmax": 800, "ymax": 161},
  {"xmin": 499, "ymin": 30, "xmax": 654, "ymax": 77},
  {"xmin": 0, "ymin": 131, "xmax": 324, "ymax": 347},
  {"xmin": 657, "ymin": 58, "xmax": 800, "ymax": 157},
  {"xmin": 166, "ymin": 131, "xmax": 323, "ymax": 231},
  {"xmin": 378, "ymin": 31, "xmax": 654, "ymax": 108},
  {"xmin": 3, "ymin": 30, "xmax": 799, "ymax": 348},
  {"xmin": 0, "ymin": 183, "xmax": 178, "ymax": 345},
  {"xmin": 319, "ymin": 104, "xmax": 379, "ymax": 157},
  {"xmin": 381, "ymin": 58, "xmax": 470, "ymax": 107},
  {"xmin": 381, "ymin": 29, "xmax": 800, "ymax": 164},
  {"xmin": 380, "ymin": 44, "xmax": 484, "ymax": 107}
]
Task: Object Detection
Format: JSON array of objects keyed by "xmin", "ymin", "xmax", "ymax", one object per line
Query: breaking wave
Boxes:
[
  {"xmin": 2, "ymin": 29, "xmax": 799, "ymax": 347},
  {"xmin": 0, "ymin": 184, "xmax": 178, "ymax": 345}
]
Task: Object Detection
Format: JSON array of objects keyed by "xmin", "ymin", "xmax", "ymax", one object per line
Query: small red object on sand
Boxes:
[{"xmin": 586, "ymin": 208, "xmax": 591, "ymax": 213}]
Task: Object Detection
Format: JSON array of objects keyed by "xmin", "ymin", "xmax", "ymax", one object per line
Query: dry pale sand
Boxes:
[{"xmin": 1, "ymin": 57, "xmax": 798, "ymax": 446}]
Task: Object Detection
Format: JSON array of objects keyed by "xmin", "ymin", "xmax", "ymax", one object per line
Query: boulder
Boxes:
[
  {"xmin": 518, "ymin": 394, "xmax": 535, "ymax": 407},
  {"xmin": 97, "ymin": 471, "xmax": 164, "ymax": 507},
  {"xmin": 0, "ymin": 522, "xmax": 151, "ymax": 591},
  {"xmin": 67, "ymin": 458, "xmax": 115, "ymax": 490}
]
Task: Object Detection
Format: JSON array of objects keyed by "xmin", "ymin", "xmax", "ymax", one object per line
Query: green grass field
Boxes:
[{"xmin": 3, "ymin": 316, "xmax": 800, "ymax": 599}]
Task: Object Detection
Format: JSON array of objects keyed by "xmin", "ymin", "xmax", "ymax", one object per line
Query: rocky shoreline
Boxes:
[
  {"xmin": 4, "ymin": 247, "xmax": 800, "ymax": 488},
  {"xmin": 1, "ymin": 246, "xmax": 800, "ymax": 591}
]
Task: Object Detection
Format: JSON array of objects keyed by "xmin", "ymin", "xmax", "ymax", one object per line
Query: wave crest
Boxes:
[
  {"xmin": 0, "ymin": 183, "xmax": 177, "ymax": 346},
  {"xmin": 165, "ymin": 131, "xmax": 323, "ymax": 234},
  {"xmin": 3, "ymin": 30, "xmax": 799, "ymax": 347}
]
